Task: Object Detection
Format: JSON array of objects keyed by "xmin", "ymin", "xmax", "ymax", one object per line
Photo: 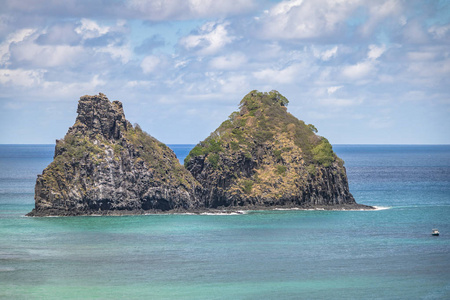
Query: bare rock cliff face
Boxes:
[
  {"xmin": 28, "ymin": 93, "xmax": 201, "ymax": 216},
  {"xmin": 185, "ymin": 90, "xmax": 371, "ymax": 210}
]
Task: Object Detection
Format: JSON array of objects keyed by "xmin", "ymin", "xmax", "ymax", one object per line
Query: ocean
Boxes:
[{"xmin": 0, "ymin": 144, "xmax": 449, "ymax": 299}]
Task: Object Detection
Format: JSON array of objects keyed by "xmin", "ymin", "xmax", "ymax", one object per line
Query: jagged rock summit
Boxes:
[
  {"xmin": 185, "ymin": 90, "xmax": 371, "ymax": 210},
  {"xmin": 28, "ymin": 93, "xmax": 201, "ymax": 216}
]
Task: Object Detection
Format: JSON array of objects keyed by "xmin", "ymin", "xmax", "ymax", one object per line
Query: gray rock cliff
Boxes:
[{"xmin": 28, "ymin": 93, "xmax": 201, "ymax": 216}]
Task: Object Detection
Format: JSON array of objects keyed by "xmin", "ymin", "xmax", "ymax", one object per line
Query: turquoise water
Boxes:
[{"xmin": 1, "ymin": 145, "xmax": 449, "ymax": 299}]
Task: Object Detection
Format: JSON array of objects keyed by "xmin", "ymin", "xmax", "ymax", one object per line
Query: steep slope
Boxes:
[
  {"xmin": 28, "ymin": 93, "xmax": 201, "ymax": 216},
  {"xmin": 185, "ymin": 90, "xmax": 370, "ymax": 209}
]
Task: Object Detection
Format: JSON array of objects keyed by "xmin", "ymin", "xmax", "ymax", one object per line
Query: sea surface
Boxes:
[{"xmin": 0, "ymin": 144, "xmax": 449, "ymax": 299}]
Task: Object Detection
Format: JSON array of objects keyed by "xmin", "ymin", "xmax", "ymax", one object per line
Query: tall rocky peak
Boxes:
[
  {"xmin": 185, "ymin": 90, "xmax": 370, "ymax": 209},
  {"xmin": 69, "ymin": 93, "xmax": 130, "ymax": 140},
  {"xmin": 28, "ymin": 93, "xmax": 201, "ymax": 216}
]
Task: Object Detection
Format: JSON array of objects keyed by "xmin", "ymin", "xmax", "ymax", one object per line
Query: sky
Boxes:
[{"xmin": 0, "ymin": 0, "xmax": 449, "ymax": 145}]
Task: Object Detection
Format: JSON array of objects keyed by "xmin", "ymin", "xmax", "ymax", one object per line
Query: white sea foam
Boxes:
[
  {"xmin": 200, "ymin": 210, "xmax": 248, "ymax": 216},
  {"xmin": 372, "ymin": 206, "xmax": 391, "ymax": 211}
]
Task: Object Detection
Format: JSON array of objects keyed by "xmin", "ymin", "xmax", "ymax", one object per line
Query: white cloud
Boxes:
[
  {"xmin": 319, "ymin": 97, "xmax": 362, "ymax": 107},
  {"xmin": 11, "ymin": 42, "xmax": 84, "ymax": 67},
  {"xmin": 179, "ymin": 21, "xmax": 235, "ymax": 55},
  {"xmin": 406, "ymin": 60, "xmax": 450, "ymax": 79},
  {"xmin": 126, "ymin": 0, "xmax": 256, "ymax": 20},
  {"xmin": 98, "ymin": 44, "xmax": 132, "ymax": 64},
  {"xmin": 40, "ymin": 75, "xmax": 106, "ymax": 97},
  {"xmin": 141, "ymin": 55, "xmax": 161, "ymax": 74},
  {"xmin": 327, "ymin": 86, "xmax": 343, "ymax": 95},
  {"xmin": 0, "ymin": 68, "xmax": 45, "ymax": 87},
  {"xmin": 341, "ymin": 44, "xmax": 385, "ymax": 79},
  {"xmin": 218, "ymin": 74, "xmax": 249, "ymax": 94},
  {"xmin": 407, "ymin": 51, "xmax": 436, "ymax": 61},
  {"xmin": 253, "ymin": 64, "xmax": 303, "ymax": 84},
  {"xmin": 209, "ymin": 52, "xmax": 247, "ymax": 70},
  {"xmin": 321, "ymin": 46, "xmax": 338, "ymax": 61},
  {"xmin": 359, "ymin": 0, "xmax": 403, "ymax": 36},
  {"xmin": 341, "ymin": 61, "xmax": 374, "ymax": 79},
  {"xmin": 125, "ymin": 80, "xmax": 154, "ymax": 88},
  {"xmin": 259, "ymin": 0, "xmax": 361, "ymax": 40},
  {"xmin": 74, "ymin": 19, "xmax": 131, "ymax": 63},
  {"xmin": 75, "ymin": 19, "xmax": 110, "ymax": 40},
  {"xmin": 367, "ymin": 44, "xmax": 386, "ymax": 60},
  {"xmin": 429, "ymin": 24, "xmax": 450, "ymax": 40},
  {"xmin": 312, "ymin": 46, "xmax": 339, "ymax": 61},
  {"xmin": 0, "ymin": 28, "xmax": 36, "ymax": 66}
]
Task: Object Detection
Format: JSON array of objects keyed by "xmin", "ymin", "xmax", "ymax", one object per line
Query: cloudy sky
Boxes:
[{"xmin": 1, "ymin": 0, "xmax": 449, "ymax": 145}]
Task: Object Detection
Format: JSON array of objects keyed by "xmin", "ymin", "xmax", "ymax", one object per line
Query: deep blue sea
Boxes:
[{"xmin": 1, "ymin": 144, "xmax": 449, "ymax": 299}]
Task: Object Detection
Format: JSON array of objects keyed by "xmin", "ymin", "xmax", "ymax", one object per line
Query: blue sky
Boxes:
[{"xmin": 0, "ymin": 0, "xmax": 449, "ymax": 144}]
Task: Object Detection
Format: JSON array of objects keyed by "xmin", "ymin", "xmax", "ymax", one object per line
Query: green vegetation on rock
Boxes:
[
  {"xmin": 185, "ymin": 90, "xmax": 356, "ymax": 208},
  {"xmin": 311, "ymin": 138, "xmax": 335, "ymax": 167}
]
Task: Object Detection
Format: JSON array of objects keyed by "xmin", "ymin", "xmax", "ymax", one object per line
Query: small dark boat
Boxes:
[{"xmin": 431, "ymin": 229, "xmax": 439, "ymax": 236}]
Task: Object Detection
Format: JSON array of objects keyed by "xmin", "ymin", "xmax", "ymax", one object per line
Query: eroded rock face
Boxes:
[
  {"xmin": 185, "ymin": 90, "xmax": 369, "ymax": 210},
  {"xmin": 28, "ymin": 93, "xmax": 201, "ymax": 216},
  {"xmin": 29, "ymin": 91, "xmax": 370, "ymax": 216}
]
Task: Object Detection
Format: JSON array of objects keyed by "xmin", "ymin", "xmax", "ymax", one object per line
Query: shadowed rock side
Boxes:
[
  {"xmin": 185, "ymin": 90, "xmax": 372, "ymax": 210},
  {"xmin": 28, "ymin": 93, "xmax": 201, "ymax": 216}
]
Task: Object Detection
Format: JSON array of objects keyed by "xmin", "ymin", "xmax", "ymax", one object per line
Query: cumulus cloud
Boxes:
[
  {"xmin": 36, "ymin": 22, "xmax": 81, "ymax": 45},
  {"xmin": 75, "ymin": 19, "xmax": 110, "ymax": 40},
  {"xmin": 0, "ymin": 0, "xmax": 449, "ymax": 144},
  {"xmin": 0, "ymin": 28, "xmax": 35, "ymax": 66},
  {"xmin": 179, "ymin": 21, "xmax": 235, "ymax": 56},
  {"xmin": 258, "ymin": 0, "xmax": 361, "ymax": 40}
]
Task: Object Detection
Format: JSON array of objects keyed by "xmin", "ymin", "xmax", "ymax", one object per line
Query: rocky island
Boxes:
[
  {"xmin": 184, "ymin": 90, "xmax": 371, "ymax": 210},
  {"xmin": 28, "ymin": 93, "xmax": 202, "ymax": 216},
  {"xmin": 28, "ymin": 91, "xmax": 372, "ymax": 216}
]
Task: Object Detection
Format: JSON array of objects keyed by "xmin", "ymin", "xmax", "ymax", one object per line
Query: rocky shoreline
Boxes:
[{"xmin": 28, "ymin": 203, "xmax": 375, "ymax": 217}]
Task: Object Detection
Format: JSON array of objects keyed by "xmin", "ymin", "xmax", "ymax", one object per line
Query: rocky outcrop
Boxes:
[
  {"xmin": 28, "ymin": 91, "xmax": 371, "ymax": 216},
  {"xmin": 28, "ymin": 93, "xmax": 201, "ymax": 216},
  {"xmin": 185, "ymin": 90, "xmax": 371, "ymax": 210}
]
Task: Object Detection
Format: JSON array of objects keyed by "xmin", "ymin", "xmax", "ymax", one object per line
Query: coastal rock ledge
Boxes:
[{"xmin": 28, "ymin": 92, "xmax": 372, "ymax": 216}]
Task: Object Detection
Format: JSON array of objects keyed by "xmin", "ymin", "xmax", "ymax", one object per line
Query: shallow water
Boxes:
[{"xmin": 1, "ymin": 144, "xmax": 449, "ymax": 299}]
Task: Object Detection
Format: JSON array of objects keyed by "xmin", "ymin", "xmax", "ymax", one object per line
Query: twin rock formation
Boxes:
[{"xmin": 28, "ymin": 91, "xmax": 371, "ymax": 216}]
